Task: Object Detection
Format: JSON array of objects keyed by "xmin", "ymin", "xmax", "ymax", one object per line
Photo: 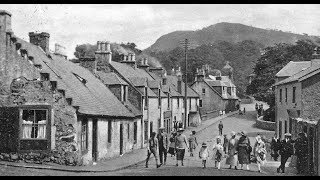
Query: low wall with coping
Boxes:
[
  {"xmin": 200, "ymin": 110, "xmax": 220, "ymax": 121},
  {"xmin": 255, "ymin": 116, "xmax": 276, "ymax": 131}
]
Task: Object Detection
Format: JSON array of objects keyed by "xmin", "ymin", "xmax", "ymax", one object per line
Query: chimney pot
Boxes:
[
  {"xmin": 0, "ymin": 10, "xmax": 12, "ymax": 32},
  {"xmin": 106, "ymin": 41, "xmax": 111, "ymax": 52}
]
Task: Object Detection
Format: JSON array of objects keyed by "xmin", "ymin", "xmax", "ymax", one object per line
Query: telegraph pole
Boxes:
[{"xmin": 182, "ymin": 39, "xmax": 189, "ymax": 129}]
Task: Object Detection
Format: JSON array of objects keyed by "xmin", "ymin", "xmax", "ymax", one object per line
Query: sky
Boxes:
[{"xmin": 1, "ymin": 4, "xmax": 320, "ymax": 58}]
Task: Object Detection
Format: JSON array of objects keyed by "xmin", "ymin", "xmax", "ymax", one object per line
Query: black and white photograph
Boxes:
[{"xmin": 0, "ymin": 4, "xmax": 319, "ymax": 176}]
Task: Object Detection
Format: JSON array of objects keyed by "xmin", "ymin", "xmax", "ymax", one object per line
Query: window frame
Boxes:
[
  {"xmin": 292, "ymin": 86, "xmax": 296, "ymax": 103},
  {"xmin": 108, "ymin": 120, "xmax": 112, "ymax": 144},
  {"xmin": 285, "ymin": 87, "xmax": 288, "ymax": 103},
  {"xmin": 202, "ymin": 88, "xmax": 205, "ymax": 95},
  {"xmin": 81, "ymin": 118, "xmax": 88, "ymax": 154},
  {"xmin": 19, "ymin": 105, "xmax": 51, "ymax": 152},
  {"xmin": 279, "ymin": 88, "xmax": 282, "ymax": 103},
  {"xmin": 199, "ymin": 99, "xmax": 203, "ymax": 108}
]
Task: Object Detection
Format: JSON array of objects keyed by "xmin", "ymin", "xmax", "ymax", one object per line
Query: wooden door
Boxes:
[
  {"xmin": 120, "ymin": 124, "xmax": 123, "ymax": 155},
  {"xmin": 92, "ymin": 120, "xmax": 98, "ymax": 162}
]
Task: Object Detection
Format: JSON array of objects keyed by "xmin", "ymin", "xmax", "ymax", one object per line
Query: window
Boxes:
[
  {"xmin": 22, "ymin": 109, "xmax": 48, "ymax": 139},
  {"xmin": 81, "ymin": 118, "xmax": 88, "ymax": 152},
  {"xmin": 158, "ymin": 89, "xmax": 161, "ymax": 107},
  {"xmin": 134, "ymin": 122, "xmax": 137, "ymax": 144},
  {"xmin": 285, "ymin": 120, "xmax": 288, "ymax": 133},
  {"xmin": 123, "ymin": 86, "xmax": 127, "ymax": 102},
  {"xmin": 108, "ymin": 120, "xmax": 112, "ymax": 144},
  {"xmin": 202, "ymin": 88, "xmax": 205, "ymax": 94},
  {"xmin": 144, "ymin": 87, "xmax": 148, "ymax": 108},
  {"xmin": 289, "ymin": 118, "xmax": 293, "ymax": 133},
  {"xmin": 199, "ymin": 99, "xmax": 203, "ymax": 107},
  {"xmin": 127, "ymin": 124, "xmax": 130, "ymax": 140},
  {"xmin": 292, "ymin": 87, "xmax": 296, "ymax": 103},
  {"xmin": 144, "ymin": 121, "xmax": 148, "ymax": 143},
  {"xmin": 279, "ymin": 89, "xmax": 282, "ymax": 102},
  {"xmin": 177, "ymin": 98, "xmax": 180, "ymax": 108},
  {"xmin": 285, "ymin": 88, "xmax": 287, "ymax": 103},
  {"xmin": 189, "ymin": 98, "xmax": 191, "ymax": 110},
  {"xmin": 167, "ymin": 93, "xmax": 170, "ymax": 109},
  {"xmin": 150, "ymin": 121, "xmax": 153, "ymax": 137}
]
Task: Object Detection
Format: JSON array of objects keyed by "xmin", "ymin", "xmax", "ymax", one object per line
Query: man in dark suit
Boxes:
[
  {"xmin": 157, "ymin": 127, "xmax": 169, "ymax": 166},
  {"xmin": 277, "ymin": 133, "xmax": 294, "ymax": 173}
]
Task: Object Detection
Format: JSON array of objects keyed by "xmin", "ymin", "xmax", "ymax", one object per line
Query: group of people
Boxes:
[
  {"xmin": 255, "ymin": 103, "xmax": 264, "ymax": 117},
  {"xmin": 270, "ymin": 132, "xmax": 309, "ymax": 175},
  {"xmin": 145, "ymin": 127, "xmax": 190, "ymax": 168}
]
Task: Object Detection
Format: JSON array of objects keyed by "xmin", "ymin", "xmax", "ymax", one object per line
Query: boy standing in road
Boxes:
[
  {"xmin": 146, "ymin": 132, "xmax": 161, "ymax": 168},
  {"xmin": 218, "ymin": 121, "xmax": 223, "ymax": 136}
]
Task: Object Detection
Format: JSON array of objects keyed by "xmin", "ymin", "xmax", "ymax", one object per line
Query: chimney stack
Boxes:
[
  {"xmin": 95, "ymin": 41, "xmax": 112, "ymax": 72},
  {"xmin": 312, "ymin": 46, "xmax": 320, "ymax": 59},
  {"xmin": 138, "ymin": 57, "xmax": 149, "ymax": 70},
  {"xmin": 29, "ymin": 32, "xmax": 50, "ymax": 54},
  {"xmin": 54, "ymin": 43, "xmax": 67, "ymax": 59},
  {"xmin": 121, "ymin": 52, "xmax": 136, "ymax": 68},
  {"xmin": 0, "ymin": 10, "xmax": 12, "ymax": 32}
]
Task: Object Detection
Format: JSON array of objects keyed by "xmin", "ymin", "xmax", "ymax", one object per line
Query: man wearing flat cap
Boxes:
[
  {"xmin": 277, "ymin": 133, "xmax": 294, "ymax": 173},
  {"xmin": 157, "ymin": 127, "xmax": 169, "ymax": 166}
]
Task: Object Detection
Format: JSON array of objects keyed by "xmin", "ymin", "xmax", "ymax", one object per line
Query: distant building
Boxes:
[{"xmin": 191, "ymin": 62, "xmax": 239, "ymax": 120}]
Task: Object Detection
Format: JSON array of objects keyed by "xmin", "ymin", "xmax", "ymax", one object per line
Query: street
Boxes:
[{"xmin": 0, "ymin": 102, "xmax": 296, "ymax": 176}]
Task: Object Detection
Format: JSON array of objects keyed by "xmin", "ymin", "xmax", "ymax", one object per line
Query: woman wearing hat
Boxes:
[
  {"xmin": 254, "ymin": 135, "xmax": 267, "ymax": 173},
  {"xmin": 188, "ymin": 130, "xmax": 198, "ymax": 157},
  {"xmin": 237, "ymin": 131, "xmax": 251, "ymax": 170},
  {"xmin": 225, "ymin": 131, "xmax": 239, "ymax": 169},
  {"xmin": 199, "ymin": 142, "xmax": 209, "ymax": 168},
  {"xmin": 168, "ymin": 131, "xmax": 177, "ymax": 157},
  {"xmin": 175, "ymin": 128, "xmax": 189, "ymax": 166}
]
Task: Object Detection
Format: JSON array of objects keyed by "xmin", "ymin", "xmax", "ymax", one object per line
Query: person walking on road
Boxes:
[
  {"xmin": 199, "ymin": 142, "xmax": 209, "ymax": 169},
  {"xmin": 175, "ymin": 128, "xmax": 189, "ymax": 166},
  {"xmin": 218, "ymin": 121, "xmax": 224, "ymax": 136},
  {"xmin": 188, "ymin": 130, "xmax": 198, "ymax": 157},
  {"xmin": 254, "ymin": 135, "xmax": 267, "ymax": 173},
  {"xmin": 157, "ymin": 127, "xmax": 169, "ymax": 166},
  {"xmin": 277, "ymin": 133, "xmax": 294, "ymax": 173},
  {"xmin": 213, "ymin": 137, "xmax": 224, "ymax": 170},
  {"xmin": 223, "ymin": 134, "xmax": 228, "ymax": 154},
  {"xmin": 237, "ymin": 131, "xmax": 251, "ymax": 171},
  {"xmin": 226, "ymin": 131, "xmax": 239, "ymax": 170},
  {"xmin": 146, "ymin": 132, "xmax": 161, "ymax": 168},
  {"xmin": 270, "ymin": 133, "xmax": 280, "ymax": 161},
  {"xmin": 243, "ymin": 107, "xmax": 246, "ymax": 115},
  {"xmin": 294, "ymin": 132, "xmax": 308, "ymax": 175},
  {"xmin": 168, "ymin": 131, "xmax": 177, "ymax": 157}
]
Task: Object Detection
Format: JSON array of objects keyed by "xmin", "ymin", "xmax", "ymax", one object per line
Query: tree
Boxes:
[{"xmin": 246, "ymin": 39, "xmax": 317, "ymax": 107}]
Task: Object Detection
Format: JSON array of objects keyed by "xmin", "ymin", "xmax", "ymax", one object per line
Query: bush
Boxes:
[{"xmin": 263, "ymin": 107, "xmax": 275, "ymax": 122}]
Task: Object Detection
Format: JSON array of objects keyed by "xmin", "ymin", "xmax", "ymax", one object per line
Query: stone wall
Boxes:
[
  {"xmin": 301, "ymin": 72, "xmax": 320, "ymax": 120},
  {"xmin": 0, "ymin": 78, "xmax": 80, "ymax": 166},
  {"xmin": 256, "ymin": 116, "xmax": 276, "ymax": 131}
]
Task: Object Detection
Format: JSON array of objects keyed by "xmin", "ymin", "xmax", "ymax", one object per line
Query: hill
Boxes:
[{"xmin": 144, "ymin": 22, "xmax": 320, "ymax": 53}]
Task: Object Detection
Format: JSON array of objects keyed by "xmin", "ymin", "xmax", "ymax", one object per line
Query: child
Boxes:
[
  {"xmin": 199, "ymin": 142, "xmax": 209, "ymax": 169},
  {"xmin": 213, "ymin": 137, "xmax": 224, "ymax": 170},
  {"xmin": 188, "ymin": 131, "xmax": 198, "ymax": 157}
]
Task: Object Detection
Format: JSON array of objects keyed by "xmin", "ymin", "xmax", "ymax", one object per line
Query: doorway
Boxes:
[
  {"xmin": 92, "ymin": 120, "xmax": 98, "ymax": 162},
  {"xmin": 120, "ymin": 124, "xmax": 123, "ymax": 155}
]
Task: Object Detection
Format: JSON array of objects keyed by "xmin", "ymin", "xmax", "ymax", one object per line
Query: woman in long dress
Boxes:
[
  {"xmin": 237, "ymin": 131, "xmax": 251, "ymax": 170},
  {"xmin": 254, "ymin": 135, "xmax": 267, "ymax": 173},
  {"xmin": 168, "ymin": 132, "xmax": 177, "ymax": 156},
  {"xmin": 213, "ymin": 137, "xmax": 224, "ymax": 170},
  {"xmin": 225, "ymin": 131, "xmax": 238, "ymax": 169},
  {"xmin": 188, "ymin": 130, "xmax": 198, "ymax": 157}
]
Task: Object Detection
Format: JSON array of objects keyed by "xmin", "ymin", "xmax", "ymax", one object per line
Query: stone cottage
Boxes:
[{"xmin": 0, "ymin": 10, "xmax": 141, "ymax": 166}]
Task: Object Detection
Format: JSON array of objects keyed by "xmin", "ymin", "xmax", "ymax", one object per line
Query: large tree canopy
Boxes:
[{"xmin": 246, "ymin": 39, "xmax": 317, "ymax": 107}]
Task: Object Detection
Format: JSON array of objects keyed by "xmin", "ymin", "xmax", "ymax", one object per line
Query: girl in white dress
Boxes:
[
  {"xmin": 213, "ymin": 137, "xmax": 224, "ymax": 170},
  {"xmin": 254, "ymin": 135, "xmax": 267, "ymax": 173},
  {"xmin": 199, "ymin": 142, "xmax": 209, "ymax": 168}
]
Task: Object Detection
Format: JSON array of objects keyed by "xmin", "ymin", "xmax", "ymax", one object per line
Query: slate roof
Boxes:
[
  {"xmin": 96, "ymin": 71, "xmax": 128, "ymax": 85},
  {"xmin": 110, "ymin": 61, "xmax": 158, "ymax": 98},
  {"xmin": 205, "ymin": 80, "xmax": 227, "ymax": 87},
  {"xmin": 275, "ymin": 61, "xmax": 311, "ymax": 78},
  {"xmin": 274, "ymin": 62, "xmax": 320, "ymax": 86},
  {"xmin": 16, "ymin": 38, "xmax": 134, "ymax": 118},
  {"xmin": 165, "ymin": 75, "xmax": 199, "ymax": 98}
]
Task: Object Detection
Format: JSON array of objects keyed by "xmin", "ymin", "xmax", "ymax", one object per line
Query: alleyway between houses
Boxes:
[{"xmin": 0, "ymin": 101, "xmax": 297, "ymax": 176}]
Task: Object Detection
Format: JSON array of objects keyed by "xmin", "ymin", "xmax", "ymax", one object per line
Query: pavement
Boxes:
[{"xmin": 0, "ymin": 110, "xmax": 239, "ymax": 173}]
